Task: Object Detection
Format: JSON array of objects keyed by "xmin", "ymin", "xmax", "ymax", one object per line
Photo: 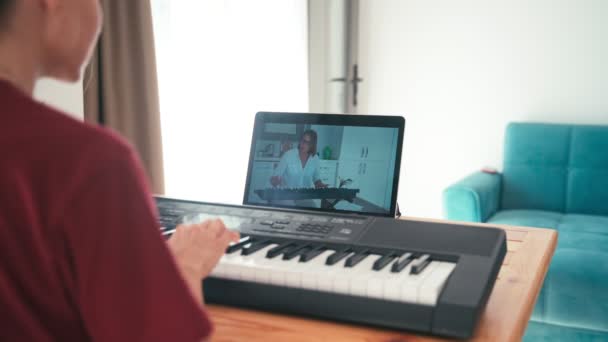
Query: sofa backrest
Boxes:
[{"xmin": 502, "ymin": 123, "xmax": 608, "ymax": 216}]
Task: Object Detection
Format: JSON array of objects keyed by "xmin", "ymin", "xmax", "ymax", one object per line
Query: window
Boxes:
[{"xmin": 151, "ymin": 0, "xmax": 309, "ymax": 203}]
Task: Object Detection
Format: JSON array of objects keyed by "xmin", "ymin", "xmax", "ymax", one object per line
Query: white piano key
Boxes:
[
  {"xmin": 253, "ymin": 248, "xmax": 285, "ymax": 284},
  {"xmin": 365, "ymin": 256, "xmax": 417, "ymax": 300},
  {"xmin": 316, "ymin": 263, "xmax": 339, "ymax": 292},
  {"xmin": 239, "ymin": 244, "xmax": 279, "ymax": 282},
  {"xmin": 399, "ymin": 261, "xmax": 440, "ymax": 304},
  {"xmin": 269, "ymin": 253, "xmax": 308, "ymax": 287},
  {"xmin": 219, "ymin": 242, "xmax": 253, "ymax": 280},
  {"xmin": 331, "ymin": 258, "xmax": 354, "ymax": 293},
  {"xmin": 349, "ymin": 255, "xmax": 383, "ymax": 297},
  {"xmin": 300, "ymin": 250, "xmax": 336, "ymax": 289},
  {"xmin": 418, "ymin": 262, "xmax": 456, "ymax": 305},
  {"xmin": 267, "ymin": 244, "xmax": 312, "ymax": 287},
  {"xmin": 212, "ymin": 244, "xmax": 454, "ymax": 308},
  {"xmin": 367, "ymin": 265, "xmax": 393, "ymax": 299},
  {"xmin": 270, "ymin": 251, "xmax": 329, "ymax": 290}
]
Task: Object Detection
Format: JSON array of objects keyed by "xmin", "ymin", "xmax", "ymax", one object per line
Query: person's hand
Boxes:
[
  {"xmin": 167, "ymin": 219, "xmax": 240, "ymax": 280},
  {"xmin": 270, "ymin": 175, "xmax": 283, "ymax": 187},
  {"xmin": 315, "ymin": 181, "xmax": 329, "ymax": 189}
]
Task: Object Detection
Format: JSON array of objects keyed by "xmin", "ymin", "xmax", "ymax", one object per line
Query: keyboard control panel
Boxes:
[{"xmin": 156, "ymin": 197, "xmax": 372, "ymax": 243}]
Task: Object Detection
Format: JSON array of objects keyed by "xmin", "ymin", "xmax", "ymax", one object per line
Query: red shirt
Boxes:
[{"xmin": 0, "ymin": 80, "xmax": 212, "ymax": 341}]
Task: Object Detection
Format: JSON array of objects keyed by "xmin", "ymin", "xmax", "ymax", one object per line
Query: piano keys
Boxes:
[{"xmin": 156, "ymin": 196, "xmax": 506, "ymax": 339}]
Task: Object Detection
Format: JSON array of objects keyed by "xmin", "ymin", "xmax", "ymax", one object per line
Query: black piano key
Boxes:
[
  {"xmin": 226, "ymin": 236, "xmax": 251, "ymax": 254},
  {"xmin": 326, "ymin": 249, "xmax": 351, "ymax": 266},
  {"xmin": 282, "ymin": 244, "xmax": 311, "ymax": 260},
  {"xmin": 300, "ymin": 246, "xmax": 326, "ymax": 262},
  {"xmin": 345, "ymin": 251, "xmax": 370, "ymax": 267},
  {"xmin": 161, "ymin": 227, "xmax": 176, "ymax": 237},
  {"xmin": 373, "ymin": 253, "xmax": 397, "ymax": 271},
  {"xmin": 410, "ymin": 254, "xmax": 431, "ymax": 275},
  {"xmin": 391, "ymin": 252, "xmax": 414, "ymax": 273},
  {"xmin": 241, "ymin": 240, "xmax": 272, "ymax": 256},
  {"xmin": 266, "ymin": 242, "xmax": 295, "ymax": 259}
]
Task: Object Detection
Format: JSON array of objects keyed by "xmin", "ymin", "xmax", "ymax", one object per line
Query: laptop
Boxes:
[{"xmin": 243, "ymin": 112, "xmax": 405, "ymax": 218}]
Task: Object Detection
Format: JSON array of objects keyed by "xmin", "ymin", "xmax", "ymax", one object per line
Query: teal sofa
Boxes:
[{"xmin": 443, "ymin": 123, "xmax": 608, "ymax": 341}]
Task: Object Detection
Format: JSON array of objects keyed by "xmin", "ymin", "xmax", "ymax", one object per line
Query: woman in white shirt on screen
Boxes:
[{"xmin": 270, "ymin": 129, "xmax": 328, "ymax": 208}]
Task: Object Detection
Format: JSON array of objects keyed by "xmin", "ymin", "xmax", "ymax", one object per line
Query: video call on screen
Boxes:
[{"xmin": 246, "ymin": 123, "xmax": 399, "ymax": 215}]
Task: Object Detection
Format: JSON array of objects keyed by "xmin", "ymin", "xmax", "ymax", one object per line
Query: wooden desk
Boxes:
[{"xmin": 206, "ymin": 218, "xmax": 558, "ymax": 342}]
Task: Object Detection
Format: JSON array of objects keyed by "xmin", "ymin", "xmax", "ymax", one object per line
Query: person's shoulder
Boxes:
[
  {"xmin": 20, "ymin": 99, "xmax": 138, "ymax": 176},
  {"xmin": 39, "ymin": 103, "xmax": 132, "ymax": 160}
]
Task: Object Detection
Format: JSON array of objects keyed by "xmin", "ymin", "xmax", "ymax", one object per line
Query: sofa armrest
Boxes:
[{"xmin": 443, "ymin": 171, "xmax": 502, "ymax": 222}]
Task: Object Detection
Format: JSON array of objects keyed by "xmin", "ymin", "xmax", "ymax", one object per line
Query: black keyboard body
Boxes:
[{"xmin": 156, "ymin": 196, "xmax": 506, "ymax": 339}]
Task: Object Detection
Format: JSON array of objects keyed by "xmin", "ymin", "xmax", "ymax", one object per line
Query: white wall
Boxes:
[
  {"xmin": 33, "ymin": 78, "xmax": 84, "ymax": 119},
  {"xmin": 358, "ymin": 0, "xmax": 608, "ymax": 219}
]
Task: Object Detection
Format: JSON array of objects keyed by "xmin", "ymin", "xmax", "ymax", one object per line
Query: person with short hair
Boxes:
[{"xmin": 0, "ymin": 1, "xmax": 238, "ymax": 340}]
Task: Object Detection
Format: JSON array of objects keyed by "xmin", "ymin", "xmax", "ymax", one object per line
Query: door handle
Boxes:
[{"xmin": 365, "ymin": 147, "xmax": 369, "ymax": 158}]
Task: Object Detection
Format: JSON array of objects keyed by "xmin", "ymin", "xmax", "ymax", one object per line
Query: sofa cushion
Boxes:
[
  {"xmin": 487, "ymin": 210, "xmax": 562, "ymax": 229},
  {"xmin": 487, "ymin": 210, "xmax": 608, "ymax": 333},
  {"xmin": 501, "ymin": 123, "xmax": 608, "ymax": 216},
  {"xmin": 502, "ymin": 123, "xmax": 571, "ymax": 212},
  {"xmin": 559, "ymin": 214, "xmax": 608, "ymax": 235},
  {"xmin": 525, "ymin": 321, "xmax": 608, "ymax": 342},
  {"xmin": 567, "ymin": 126, "xmax": 608, "ymax": 216},
  {"xmin": 544, "ymin": 248, "xmax": 608, "ymax": 333}
]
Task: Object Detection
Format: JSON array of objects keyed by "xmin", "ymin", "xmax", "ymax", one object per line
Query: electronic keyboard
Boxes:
[
  {"xmin": 255, "ymin": 187, "xmax": 360, "ymax": 202},
  {"xmin": 156, "ymin": 196, "xmax": 506, "ymax": 339}
]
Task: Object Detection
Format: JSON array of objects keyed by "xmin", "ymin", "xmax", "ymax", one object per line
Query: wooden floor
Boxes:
[{"xmin": 206, "ymin": 218, "xmax": 558, "ymax": 342}]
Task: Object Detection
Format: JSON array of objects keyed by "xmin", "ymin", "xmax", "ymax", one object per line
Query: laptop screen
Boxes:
[{"xmin": 243, "ymin": 112, "xmax": 405, "ymax": 217}]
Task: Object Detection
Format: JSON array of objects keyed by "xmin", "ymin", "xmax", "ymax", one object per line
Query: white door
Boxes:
[
  {"xmin": 360, "ymin": 128, "xmax": 397, "ymax": 162},
  {"xmin": 358, "ymin": 160, "xmax": 392, "ymax": 209},
  {"xmin": 340, "ymin": 126, "xmax": 368, "ymax": 160},
  {"xmin": 336, "ymin": 160, "xmax": 363, "ymax": 190}
]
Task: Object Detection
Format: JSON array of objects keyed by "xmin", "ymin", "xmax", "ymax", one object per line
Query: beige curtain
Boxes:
[{"xmin": 84, "ymin": 1, "xmax": 165, "ymax": 194}]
